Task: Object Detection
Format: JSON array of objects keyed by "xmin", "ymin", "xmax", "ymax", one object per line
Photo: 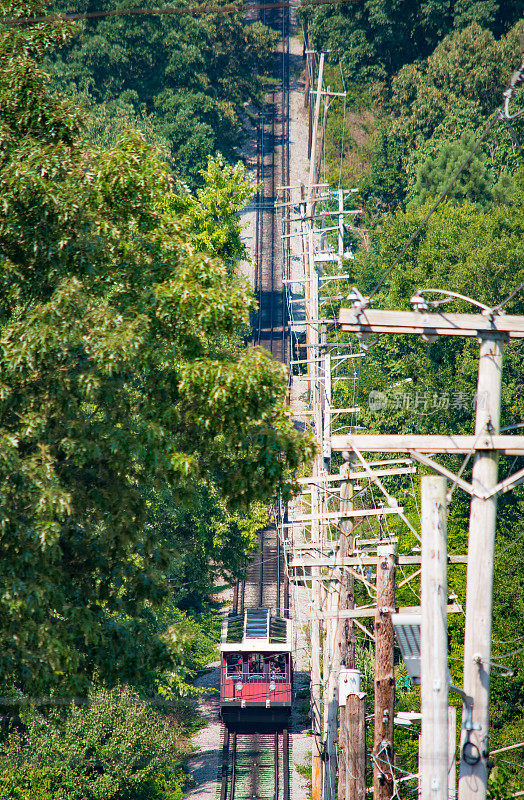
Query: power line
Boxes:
[
  {"xmin": 494, "ymin": 530, "xmax": 524, "ymax": 559},
  {"xmin": 492, "ymin": 279, "xmax": 524, "ymax": 313},
  {"xmin": 2, "ymin": 0, "xmax": 362, "ymax": 26},
  {"xmin": 367, "ymin": 110, "xmax": 501, "ymax": 301},
  {"xmin": 492, "ymin": 634, "xmax": 524, "ymax": 645},
  {"xmin": 360, "ymin": 55, "xmax": 524, "ymax": 306}
]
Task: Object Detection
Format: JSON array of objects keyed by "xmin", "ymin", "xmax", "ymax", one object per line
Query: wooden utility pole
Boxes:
[
  {"xmin": 309, "ymin": 231, "xmax": 323, "ymax": 800},
  {"xmin": 307, "ymin": 53, "xmax": 324, "ymax": 205},
  {"xmin": 337, "ymin": 189, "xmax": 344, "ymax": 261},
  {"xmin": 459, "ymin": 336, "xmax": 503, "ymax": 800},
  {"xmin": 338, "ymin": 667, "xmax": 365, "ymax": 800},
  {"xmin": 420, "ymin": 476, "xmax": 449, "ymax": 800},
  {"xmin": 373, "ymin": 543, "xmax": 396, "ymax": 800},
  {"xmin": 323, "ymin": 460, "xmax": 352, "ymax": 800},
  {"xmin": 340, "ymin": 460, "xmax": 356, "ymax": 670},
  {"xmin": 310, "ymin": 470, "xmax": 323, "ymax": 800},
  {"xmin": 347, "ymin": 694, "xmax": 366, "ymax": 800},
  {"xmin": 337, "ymin": 462, "xmax": 353, "ymax": 800},
  {"xmin": 337, "ymin": 460, "xmax": 357, "ymax": 800},
  {"xmin": 338, "ymin": 701, "xmax": 348, "ymax": 800},
  {"xmin": 307, "ymin": 52, "xmax": 325, "ymax": 800},
  {"xmin": 308, "ymin": 97, "xmax": 313, "ymax": 159},
  {"xmin": 336, "ymin": 306, "xmax": 524, "ymax": 800},
  {"xmin": 323, "ymin": 564, "xmax": 343, "ymax": 800},
  {"xmin": 305, "ymin": 51, "xmax": 311, "ymax": 108}
]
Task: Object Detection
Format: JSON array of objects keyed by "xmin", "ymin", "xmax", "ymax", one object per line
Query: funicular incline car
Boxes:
[{"xmin": 219, "ymin": 607, "xmax": 292, "ymax": 729}]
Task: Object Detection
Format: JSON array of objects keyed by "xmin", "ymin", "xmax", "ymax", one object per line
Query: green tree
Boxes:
[
  {"xmin": 360, "ymin": 126, "xmax": 407, "ymax": 213},
  {"xmin": 0, "ymin": 686, "xmax": 186, "ymax": 800},
  {"xmin": 487, "ymin": 765, "xmax": 512, "ymax": 800},
  {"xmin": 0, "ymin": 11, "xmax": 313, "ymax": 696},
  {"xmin": 410, "ymin": 131, "xmax": 495, "ymax": 206},
  {"xmin": 301, "ymin": 0, "xmax": 522, "ymax": 86},
  {"xmin": 168, "ymin": 155, "xmax": 255, "ymax": 269},
  {"xmin": 389, "ymin": 21, "xmax": 524, "ymax": 153},
  {"xmin": 343, "ymin": 179, "xmax": 524, "ymax": 789},
  {"xmin": 45, "ymin": 0, "xmax": 279, "ymax": 185}
]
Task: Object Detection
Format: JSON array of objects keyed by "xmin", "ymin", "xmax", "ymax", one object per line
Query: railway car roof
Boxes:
[{"xmin": 220, "ymin": 607, "xmax": 292, "ymax": 652}]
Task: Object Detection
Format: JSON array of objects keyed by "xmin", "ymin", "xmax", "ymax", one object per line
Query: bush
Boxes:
[{"xmin": 0, "ymin": 686, "xmax": 186, "ymax": 800}]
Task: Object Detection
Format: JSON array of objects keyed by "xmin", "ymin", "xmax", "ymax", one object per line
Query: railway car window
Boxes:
[
  {"xmin": 275, "ymin": 655, "xmax": 286, "ymax": 675},
  {"xmin": 226, "ymin": 654, "xmax": 243, "ymax": 676},
  {"xmin": 268, "ymin": 655, "xmax": 286, "ymax": 677},
  {"xmin": 226, "ymin": 615, "xmax": 243, "ymax": 643},
  {"xmin": 269, "ymin": 616, "xmax": 287, "ymax": 643},
  {"xmin": 245, "ymin": 609, "xmax": 269, "ymax": 638},
  {"xmin": 247, "ymin": 654, "xmax": 263, "ymax": 674}
]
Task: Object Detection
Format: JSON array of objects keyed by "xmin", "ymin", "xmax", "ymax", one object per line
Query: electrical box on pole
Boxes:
[{"xmin": 307, "ymin": 52, "xmax": 325, "ymax": 800}]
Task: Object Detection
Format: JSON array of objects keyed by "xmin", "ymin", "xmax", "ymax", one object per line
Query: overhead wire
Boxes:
[
  {"xmin": 492, "ymin": 645, "xmax": 524, "ymax": 661},
  {"xmin": 494, "ymin": 529, "xmax": 524, "ymax": 558},
  {"xmin": 499, "ymin": 113, "xmax": 524, "ymax": 159},
  {"xmin": 278, "ymin": 42, "xmax": 464, "ymax": 793},
  {"xmin": 367, "ymin": 109, "xmax": 501, "ymax": 301},
  {"xmin": 492, "ymin": 279, "xmax": 524, "ymax": 314},
  {"xmin": 492, "ymin": 634, "xmax": 524, "ymax": 645}
]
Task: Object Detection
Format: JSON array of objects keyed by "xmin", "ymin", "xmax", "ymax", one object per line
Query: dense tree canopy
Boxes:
[
  {"xmin": 322, "ymin": 19, "xmax": 523, "ymax": 219},
  {"xmin": 44, "ymin": 0, "xmax": 279, "ymax": 184},
  {"xmin": 301, "ymin": 0, "xmax": 522, "ymax": 84},
  {"xmin": 316, "ymin": 3, "xmax": 524, "ymax": 788},
  {"xmin": 0, "ymin": 686, "xmax": 188, "ymax": 799},
  {"xmin": 0, "ymin": 13, "xmax": 312, "ymax": 695}
]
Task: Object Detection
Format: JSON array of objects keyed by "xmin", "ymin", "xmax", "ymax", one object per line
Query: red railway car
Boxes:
[{"xmin": 219, "ymin": 607, "xmax": 292, "ymax": 729}]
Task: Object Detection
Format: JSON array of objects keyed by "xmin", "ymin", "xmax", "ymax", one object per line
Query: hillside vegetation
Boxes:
[
  {"xmin": 47, "ymin": 0, "xmax": 278, "ymax": 185},
  {"xmin": 300, "ymin": 2, "xmax": 524, "ymax": 794},
  {"xmin": 0, "ymin": 4, "xmax": 312, "ymax": 797}
]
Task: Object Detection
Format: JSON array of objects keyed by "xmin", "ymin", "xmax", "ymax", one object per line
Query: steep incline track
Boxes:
[
  {"xmin": 217, "ymin": 6, "xmax": 292, "ymax": 800},
  {"xmin": 221, "ymin": 524, "xmax": 290, "ymax": 796},
  {"xmin": 220, "ymin": 729, "xmax": 290, "ymax": 800},
  {"xmin": 251, "ymin": 0, "xmax": 290, "ymax": 365}
]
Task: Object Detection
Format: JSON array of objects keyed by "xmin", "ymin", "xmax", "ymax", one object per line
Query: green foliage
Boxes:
[
  {"xmin": 301, "ymin": 1, "xmax": 522, "ymax": 86},
  {"xmin": 350, "ymin": 168, "xmax": 524, "ymax": 314},
  {"xmin": 404, "ymin": 114, "xmax": 520, "ymax": 206},
  {"xmin": 153, "ymin": 606, "xmax": 221, "ymax": 698},
  {"xmin": 340, "ymin": 177, "xmax": 524, "ymax": 790},
  {"xmin": 295, "ymin": 757, "xmax": 312, "ymax": 798},
  {"xmin": 410, "ymin": 131, "xmax": 497, "ymax": 206},
  {"xmin": 44, "ymin": 0, "xmax": 279, "ymax": 185},
  {"xmin": 168, "ymin": 155, "xmax": 255, "ymax": 269},
  {"xmin": 389, "ymin": 21, "xmax": 524, "ymax": 152},
  {"xmin": 0, "ymin": 10, "xmax": 313, "ymax": 696},
  {"xmin": 360, "ymin": 126, "xmax": 407, "ymax": 212},
  {"xmin": 81, "ymin": 91, "xmax": 172, "ymax": 156},
  {"xmin": 318, "ymin": 0, "xmax": 524, "ymax": 788},
  {"xmin": 487, "ymin": 765, "xmax": 512, "ymax": 800},
  {"xmin": 0, "ymin": 686, "xmax": 186, "ymax": 800},
  {"xmin": 137, "ymin": 484, "xmax": 268, "ymax": 696}
]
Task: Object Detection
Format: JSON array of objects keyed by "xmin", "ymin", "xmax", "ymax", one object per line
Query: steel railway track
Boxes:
[
  {"xmin": 223, "ymin": 530, "xmax": 289, "ymax": 794},
  {"xmin": 252, "ymin": 0, "xmax": 290, "ymax": 365},
  {"xmin": 221, "ymin": 523, "xmax": 290, "ymax": 799},
  {"xmin": 220, "ymin": 728, "xmax": 290, "ymax": 800},
  {"xmin": 217, "ymin": 5, "xmax": 292, "ymax": 800}
]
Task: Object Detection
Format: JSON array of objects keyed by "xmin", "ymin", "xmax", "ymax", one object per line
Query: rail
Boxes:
[
  {"xmin": 219, "ymin": 729, "xmax": 290, "ymax": 800},
  {"xmin": 218, "ymin": 7, "xmax": 292, "ymax": 800}
]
